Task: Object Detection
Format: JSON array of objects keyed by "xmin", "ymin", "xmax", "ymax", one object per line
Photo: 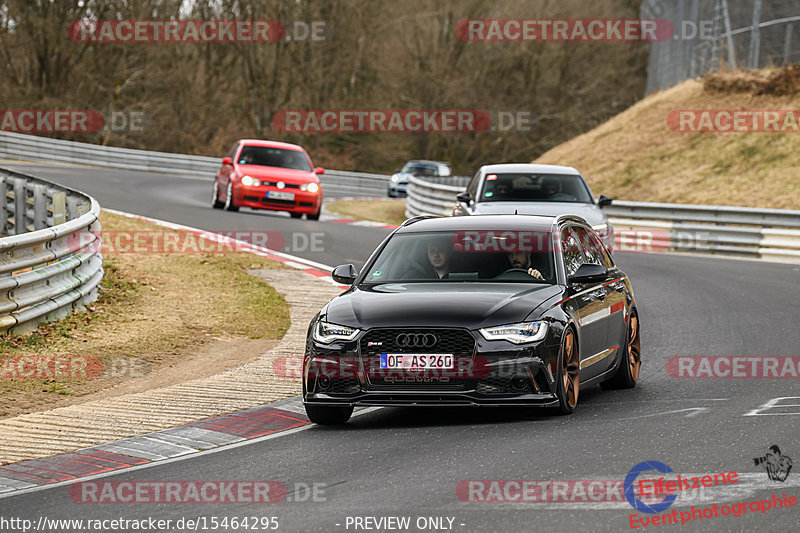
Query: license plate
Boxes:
[
  {"xmin": 266, "ymin": 190, "xmax": 295, "ymax": 201},
  {"xmin": 379, "ymin": 354, "xmax": 454, "ymax": 370}
]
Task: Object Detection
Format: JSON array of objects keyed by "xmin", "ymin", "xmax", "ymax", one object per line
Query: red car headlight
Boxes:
[{"xmin": 301, "ymin": 182, "xmax": 319, "ymax": 193}]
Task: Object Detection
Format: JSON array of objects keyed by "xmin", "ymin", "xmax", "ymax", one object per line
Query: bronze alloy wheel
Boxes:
[
  {"xmin": 555, "ymin": 328, "xmax": 579, "ymax": 414},
  {"xmin": 627, "ymin": 314, "xmax": 641, "ymax": 381},
  {"xmin": 600, "ymin": 309, "xmax": 641, "ymax": 390},
  {"xmin": 562, "ymin": 330, "xmax": 579, "ymax": 409}
]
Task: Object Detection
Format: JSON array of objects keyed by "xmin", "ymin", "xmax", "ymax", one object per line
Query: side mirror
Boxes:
[
  {"xmin": 222, "ymin": 157, "xmax": 233, "ymax": 166},
  {"xmin": 568, "ymin": 263, "xmax": 608, "ymax": 285},
  {"xmin": 332, "ymin": 264, "xmax": 358, "ymax": 285},
  {"xmin": 597, "ymin": 195, "xmax": 613, "ymax": 207},
  {"xmin": 456, "ymin": 191, "xmax": 472, "ymax": 205},
  {"xmin": 315, "ymin": 167, "xmax": 325, "ymax": 175}
]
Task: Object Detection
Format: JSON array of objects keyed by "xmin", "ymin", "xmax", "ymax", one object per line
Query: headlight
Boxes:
[
  {"xmin": 479, "ymin": 321, "xmax": 548, "ymax": 344},
  {"xmin": 391, "ymin": 175, "xmax": 399, "ymax": 182},
  {"xmin": 241, "ymin": 175, "xmax": 260, "ymax": 187},
  {"xmin": 301, "ymin": 182, "xmax": 319, "ymax": 193},
  {"xmin": 312, "ymin": 321, "xmax": 359, "ymax": 344}
]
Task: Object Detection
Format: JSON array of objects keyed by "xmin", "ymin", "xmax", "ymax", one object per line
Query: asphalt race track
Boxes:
[{"xmin": 2, "ymin": 162, "xmax": 800, "ymax": 532}]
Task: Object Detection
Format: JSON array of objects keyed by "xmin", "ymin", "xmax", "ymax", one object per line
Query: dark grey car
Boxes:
[{"xmin": 388, "ymin": 160, "xmax": 452, "ymax": 197}]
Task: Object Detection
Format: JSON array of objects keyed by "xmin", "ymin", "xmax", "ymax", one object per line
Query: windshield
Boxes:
[
  {"xmin": 479, "ymin": 173, "xmax": 593, "ymax": 203},
  {"xmin": 401, "ymin": 163, "xmax": 442, "ymax": 176},
  {"xmin": 237, "ymin": 146, "xmax": 312, "ymax": 171},
  {"xmin": 362, "ymin": 231, "xmax": 556, "ymax": 284}
]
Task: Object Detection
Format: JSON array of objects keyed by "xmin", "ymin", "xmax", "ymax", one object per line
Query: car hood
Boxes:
[
  {"xmin": 323, "ymin": 283, "xmax": 564, "ymax": 329},
  {"xmin": 472, "ymin": 202, "xmax": 606, "ymax": 226},
  {"xmin": 236, "ymin": 164, "xmax": 318, "ymax": 182}
]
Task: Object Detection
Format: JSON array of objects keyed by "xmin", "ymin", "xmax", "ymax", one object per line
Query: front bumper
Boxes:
[
  {"xmin": 236, "ymin": 185, "xmax": 321, "ymax": 213},
  {"xmin": 388, "ymin": 183, "xmax": 408, "ymax": 196},
  {"xmin": 303, "ymin": 330, "xmax": 560, "ymax": 407}
]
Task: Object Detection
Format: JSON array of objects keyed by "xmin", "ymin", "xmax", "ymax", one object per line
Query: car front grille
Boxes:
[
  {"xmin": 360, "ymin": 328, "xmax": 475, "ymax": 390},
  {"xmin": 261, "ymin": 181, "xmax": 300, "ymax": 189}
]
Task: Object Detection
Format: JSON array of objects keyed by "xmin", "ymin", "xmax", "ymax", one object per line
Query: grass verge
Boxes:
[
  {"xmin": 0, "ymin": 210, "xmax": 290, "ymax": 418},
  {"xmin": 534, "ymin": 68, "xmax": 800, "ymax": 209},
  {"xmin": 325, "ymin": 198, "xmax": 407, "ymax": 226}
]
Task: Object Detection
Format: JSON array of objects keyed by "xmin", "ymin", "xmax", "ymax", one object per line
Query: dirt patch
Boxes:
[
  {"xmin": 704, "ymin": 65, "xmax": 800, "ymax": 96},
  {"xmin": 0, "ymin": 211, "xmax": 291, "ymax": 419}
]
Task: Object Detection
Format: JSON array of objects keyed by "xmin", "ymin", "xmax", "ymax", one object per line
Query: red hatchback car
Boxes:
[{"xmin": 212, "ymin": 139, "xmax": 324, "ymax": 219}]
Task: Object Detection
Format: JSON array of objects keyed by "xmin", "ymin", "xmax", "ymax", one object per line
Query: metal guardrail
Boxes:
[
  {"xmin": 406, "ymin": 175, "xmax": 800, "ymax": 263},
  {"xmin": 0, "ymin": 131, "xmax": 389, "ymax": 197},
  {"xmin": 405, "ymin": 175, "xmax": 472, "ymax": 219},
  {"xmin": 0, "ymin": 167, "xmax": 103, "ymax": 335}
]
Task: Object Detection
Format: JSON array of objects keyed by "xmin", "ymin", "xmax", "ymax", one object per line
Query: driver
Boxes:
[
  {"xmin": 494, "ymin": 182, "xmax": 511, "ymax": 198},
  {"xmin": 506, "ymin": 251, "xmax": 544, "ymax": 280}
]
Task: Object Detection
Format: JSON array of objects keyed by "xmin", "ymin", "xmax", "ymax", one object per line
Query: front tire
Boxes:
[
  {"xmin": 212, "ymin": 180, "xmax": 224, "ymax": 209},
  {"xmin": 289, "ymin": 212, "xmax": 303, "ymax": 219},
  {"xmin": 555, "ymin": 327, "xmax": 579, "ymax": 414},
  {"xmin": 600, "ymin": 310, "xmax": 640, "ymax": 389},
  {"xmin": 306, "ymin": 210, "xmax": 320, "ymax": 221},
  {"xmin": 224, "ymin": 181, "xmax": 239, "ymax": 212},
  {"xmin": 305, "ymin": 404, "xmax": 353, "ymax": 425}
]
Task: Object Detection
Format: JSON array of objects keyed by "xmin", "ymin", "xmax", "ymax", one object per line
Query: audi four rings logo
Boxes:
[{"xmin": 396, "ymin": 333, "xmax": 438, "ymax": 347}]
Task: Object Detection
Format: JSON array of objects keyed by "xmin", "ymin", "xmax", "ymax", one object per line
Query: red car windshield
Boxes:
[{"xmin": 237, "ymin": 146, "xmax": 312, "ymax": 172}]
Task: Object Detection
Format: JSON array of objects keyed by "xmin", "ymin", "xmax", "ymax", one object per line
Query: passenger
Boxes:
[
  {"xmin": 427, "ymin": 237, "xmax": 453, "ymax": 279},
  {"xmin": 542, "ymin": 177, "xmax": 559, "ymax": 197}
]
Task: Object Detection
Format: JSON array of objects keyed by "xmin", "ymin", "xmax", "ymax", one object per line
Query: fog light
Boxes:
[
  {"xmin": 510, "ymin": 375, "xmax": 529, "ymax": 391},
  {"xmin": 318, "ymin": 375, "xmax": 332, "ymax": 391}
]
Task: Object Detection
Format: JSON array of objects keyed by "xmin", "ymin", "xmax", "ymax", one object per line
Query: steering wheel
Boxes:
[
  {"xmin": 501, "ymin": 268, "xmax": 530, "ymax": 275},
  {"xmin": 402, "ymin": 265, "xmax": 429, "ymax": 279}
]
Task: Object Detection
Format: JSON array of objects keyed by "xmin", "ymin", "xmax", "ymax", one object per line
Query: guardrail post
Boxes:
[
  {"xmin": 0, "ymin": 175, "xmax": 7, "ymax": 237},
  {"xmin": 32, "ymin": 183, "xmax": 48, "ymax": 231},
  {"xmin": 12, "ymin": 177, "xmax": 25, "ymax": 236},
  {"xmin": 51, "ymin": 190, "xmax": 67, "ymax": 226}
]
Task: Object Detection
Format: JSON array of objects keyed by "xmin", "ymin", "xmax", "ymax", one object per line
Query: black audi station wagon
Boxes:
[{"xmin": 303, "ymin": 214, "xmax": 640, "ymax": 424}]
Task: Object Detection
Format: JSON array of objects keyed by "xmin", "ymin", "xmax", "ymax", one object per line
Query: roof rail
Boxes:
[{"xmin": 400, "ymin": 214, "xmax": 442, "ymax": 227}]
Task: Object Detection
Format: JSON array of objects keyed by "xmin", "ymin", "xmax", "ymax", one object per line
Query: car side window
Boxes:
[
  {"xmin": 227, "ymin": 143, "xmax": 238, "ymax": 159},
  {"xmin": 574, "ymin": 227, "xmax": 604, "ymax": 266},
  {"xmin": 466, "ymin": 171, "xmax": 481, "ymax": 198},
  {"xmin": 587, "ymin": 231, "xmax": 615, "ymax": 268},
  {"xmin": 561, "ymin": 227, "xmax": 586, "ymax": 277}
]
